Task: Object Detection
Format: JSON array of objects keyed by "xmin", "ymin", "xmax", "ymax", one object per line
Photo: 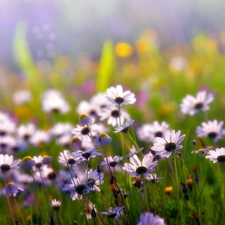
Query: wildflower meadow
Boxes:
[{"xmin": 1, "ymin": 31, "xmax": 225, "ymax": 225}]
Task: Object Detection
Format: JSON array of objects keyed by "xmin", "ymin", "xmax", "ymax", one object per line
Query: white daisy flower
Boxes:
[
  {"xmin": 58, "ymin": 150, "xmax": 81, "ymax": 167},
  {"xmin": 205, "ymin": 147, "xmax": 225, "ymax": 163},
  {"xmin": 76, "ymin": 101, "xmax": 99, "ymax": 119},
  {"xmin": 196, "ymin": 120, "xmax": 225, "ymax": 142},
  {"xmin": 105, "ymin": 85, "xmax": 136, "ymax": 106},
  {"xmin": 100, "ymin": 155, "xmax": 123, "ymax": 168},
  {"xmin": 30, "ymin": 130, "xmax": 51, "ymax": 147},
  {"xmin": 50, "ymin": 199, "xmax": 61, "ymax": 211},
  {"xmin": 137, "ymin": 121, "xmax": 170, "ymax": 142},
  {"xmin": 137, "ymin": 212, "xmax": 166, "ymax": 225},
  {"xmin": 87, "ymin": 169, "xmax": 104, "ymax": 192},
  {"xmin": 72, "ymin": 119, "xmax": 101, "ymax": 142},
  {"xmin": 151, "ymin": 130, "xmax": 185, "ymax": 158},
  {"xmin": 0, "ymin": 154, "xmax": 21, "ymax": 173},
  {"xmin": 72, "ymin": 148, "xmax": 101, "ymax": 161},
  {"xmin": 101, "ymin": 206, "xmax": 124, "ymax": 218},
  {"xmin": 180, "ymin": 91, "xmax": 214, "ymax": 116},
  {"xmin": 13, "ymin": 90, "xmax": 31, "ymax": 105},
  {"xmin": 99, "ymin": 106, "xmax": 130, "ymax": 127},
  {"xmin": 17, "ymin": 123, "xmax": 36, "ymax": 142},
  {"xmin": 122, "ymin": 154, "xmax": 157, "ymax": 177},
  {"xmin": 0, "ymin": 112, "xmax": 16, "ymax": 136},
  {"xmin": 50, "ymin": 122, "xmax": 73, "ymax": 138},
  {"xmin": 62, "ymin": 173, "xmax": 89, "ymax": 200},
  {"xmin": 41, "ymin": 89, "xmax": 70, "ymax": 114}
]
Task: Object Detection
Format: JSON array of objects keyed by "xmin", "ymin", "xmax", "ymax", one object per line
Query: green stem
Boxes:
[{"xmin": 173, "ymin": 156, "xmax": 180, "ymax": 225}]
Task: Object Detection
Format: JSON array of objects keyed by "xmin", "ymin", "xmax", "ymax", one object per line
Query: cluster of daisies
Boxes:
[{"xmin": 1, "ymin": 84, "xmax": 225, "ymax": 224}]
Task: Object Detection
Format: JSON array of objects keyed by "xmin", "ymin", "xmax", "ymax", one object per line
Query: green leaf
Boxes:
[
  {"xmin": 13, "ymin": 22, "xmax": 44, "ymax": 96},
  {"xmin": 96, "ymin": 40, "xmax": 115, "ymax": 92}
]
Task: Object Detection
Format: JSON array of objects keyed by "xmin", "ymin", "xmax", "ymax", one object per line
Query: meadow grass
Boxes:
[{"xmin": 0, "ymin": 32, "xmax": 225, "ymax": 225}]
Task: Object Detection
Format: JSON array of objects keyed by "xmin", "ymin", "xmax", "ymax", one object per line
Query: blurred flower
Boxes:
[
  {"xmin": 126, "ymin": 145, "xmax": 143, "ymax": 157},
  {"xmin": 145, "ymin": 173, "xmax": 163, "ymax": 183},
  {"xmin": 13, "ymin": 90, "xmax": 31, "ymax": 105},
  {"xmin": 180, "ymin": 91, "xmax": 214, "ymax": 116},
  {"xmin": 151, "ymin": 130, "xmax": 185, "ymax": 158},
  {"xmin": 100, "ymin": 155, "xmax": 123, "ymax": 168},
  {"xmin": 87, "ymin": 169, "xmax": 104, "ymax": 192},
  {"xmin": 95, "ymin": 133, "xmax": 112, "ymax": 146},
  {"xmin": 137, "ymin": 212, "xmax": 166, "ymax": 225},
  {"xmin": 205, "ymin": 147, "xmax": 225, "ymax": 163},
  {"xmin": 105, "ymin": 85, "xmax": 136, "ymax": 106},
  {"xmin": 20, "ymin": 156, "xmax": 35, "ymax": 170},
  {"xmin": 17, "ymin": 123, "xmax": 36, "ymax": 142},
  {"xmin": 100, "ymin": 206, "xmax": 124, "ymax": 218},
  {"xmin": 72, "ymin": 119, "xmax": 101, "ymax": 142},
  {"xmin": 196, "ymin": 120, "xmax": 225, "ymax": 142},
  {"xmin": 99, "ymin": 106, "xmax": 130, "ymax": 127},
  {"xmin": 164, "ymin": 186, "xmax": 173, "ymax": 195},
  {"xmin": 0, "ymin": 112, "xmax": 16, "ymax": 136},
  {"xmin": 85, "ymin": 201, "xmax": 97, "ymax": 219},
  {"xmin": 30, "ymin": 130, "xmax": 51, "ymax": 147},
  {"xmin": 123, "ymin": 154, "xmax": 157, "ymax": 177},
  {"xmin": 114, "ymin": 120, "xmax": 134, "ymax": 133},
  {"xmin": 72, "ymin": 148, "xmax": 101, "ymax": 161},
  {"xmin": 50, "ymin": 122, "xmax": 73, "ymax": 138},
  {"xmin": 41, "ymin": 89, "xmax": 70, "ymax": 114},
  {"xmin": 169, "ymin": 56, "xmax": 188, "ymax": 72},
  {"xmin": 0, "ymin": 154, "xmax": 21, "ymax": 173},
  {"xmin": 50, "ymin": 199, "xmax": 61, "ymax": 211},
  {"xmin": 58, "ymin": 150, "xmax": 81, "ymax": 167},
  {"xmin": 62, "ymin": 174, "xmax": 89, "ymax": 200},
  {"xmin": 115, "ymin": 42, "xmax": 133, "ymax": 58},
  {"xmin": 137, "ymin": 121, "xmax": 170, "ymax": 143},
  {"xmin": 5, "ymin": 182, "xmax": 24, "ymax": 197}
]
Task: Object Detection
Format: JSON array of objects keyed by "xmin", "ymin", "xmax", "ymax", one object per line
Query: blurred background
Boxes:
[{"xmin": 1, "ymin": 0, "xmax": 225, "ymax": 71}]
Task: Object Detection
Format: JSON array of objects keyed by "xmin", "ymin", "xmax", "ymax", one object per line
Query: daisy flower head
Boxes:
[
  {"xmin": 85, "ymin": 201, "xmax": 97, "ymax": 219},
  {"xmin": 17, "ymin": 123, "xmax": 36, "ymax": 142},
  {"xmin": 50, "ymin": 199, "xmax": 61, "ymax": 211},
  {"xmin": 20, "ymin": 156, "xmax": 35, "ymax": 170},
  {"xmin": 122, "ymin": 154, "xmax": 157, "ymax": 177},
  {"xmin": 100, "ymin": 155, "xmax": 123, "ymax": 168},
  {"xmin": 105, "ymin": 85, "xmax": 136, "ymax": 106},
  {"xmin": 137, "ymin": 121, "xmax": 170, "ymax": 143},
  {"xmin": 137, "ymin": 212, "xmax": 166, "ymax": 225},
  {"xmin": 5, "ymin": 182, "xmax": 24, "ymax": 197},
  {"xmin": 71, "ymin": 119, "xmax": 100, "ymax": 143},
  {"xmin": 62, "ymin": 173, "xmax": 88, "ymax": 200},
  {"xmin": 13, "ymin": 90, "xmax": 31, "ymax": 105},
  {"xmin": 205, "ymin": 147, "xmax": 225, "ymax": 163},
  {"xmin": 41, "ymin": 89, "xmax": 70, "ymax": 114},
  {"xmin": 87, "ymin": 169, "xmax": 104, "ymax": 192},
  {"xmin": 95, "ymin": 133, "xmax": 112, "ymax": 146},
  {"xmin": 114, "ymin": 120, "xmax": 134, "ymax": 133},
  {"xmin": 99, "ymin": 106, "xmax": 130, "ymax": 127},
  {"xmin": 151, "ymin": 130, "xmax": 185, "ymax": 158},
  {"xmin": 0, "ymin": 154, "xmax": 21, "ymax": 173},
  {"xmin": 72, "ymin": 148, "xmax": 101, "ymax": 161},
  {"xmin": 58, "ymin": 150, "xmax": 82, "ymax": 167},
  {"xmin": 180, "ymin": 91, "xmax": 214, "ymax": 116},
  {"xmin": 196, "ymin": 120, "xmax": 225, "ymax": 142},
  {"xmin": 101, "ymin": 206, "xmax": 124, "ymax": 218}
]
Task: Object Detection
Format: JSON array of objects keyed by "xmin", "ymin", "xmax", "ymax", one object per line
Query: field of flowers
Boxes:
[{"xmin": 1, "ymin": 30, "xmax": 225, "ymax": 225}]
